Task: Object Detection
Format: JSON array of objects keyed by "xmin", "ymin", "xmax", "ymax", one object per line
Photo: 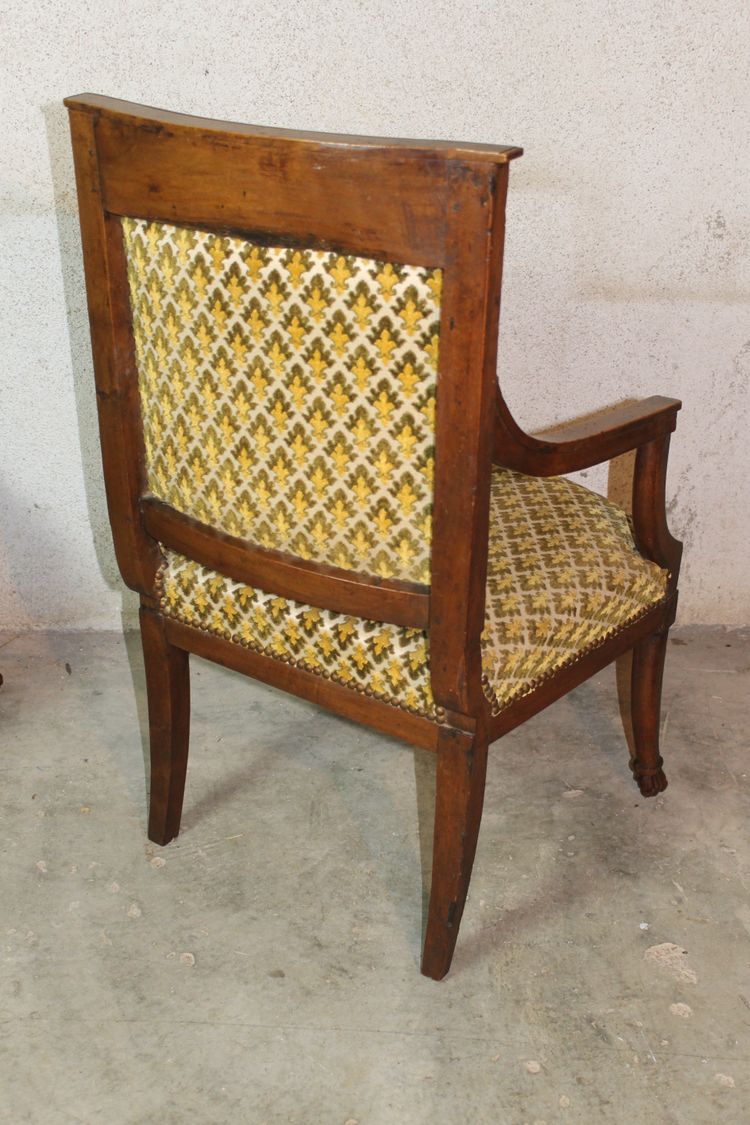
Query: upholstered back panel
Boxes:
[{"xmin": 122, "ymin": 218, "xmax": 442, "ymax": 584}]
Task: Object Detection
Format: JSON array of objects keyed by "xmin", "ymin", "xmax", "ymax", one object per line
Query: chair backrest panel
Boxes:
[{"xmin": 122, "ymin": 215, "xmax": 441, "ymax": 584}]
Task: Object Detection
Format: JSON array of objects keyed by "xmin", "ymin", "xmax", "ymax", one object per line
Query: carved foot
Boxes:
[{"xmin": 631, "ymin": 758, "xmax": 668, "ymax": 798}]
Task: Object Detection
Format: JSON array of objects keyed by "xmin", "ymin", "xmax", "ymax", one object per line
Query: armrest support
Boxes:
[
  {"xmin": 494, "ymin": 394, "xmax": 681, "ymax": 476},
  {"xmin": 631, "ymin": 435, "xmax": 683, "ymax": 594}
]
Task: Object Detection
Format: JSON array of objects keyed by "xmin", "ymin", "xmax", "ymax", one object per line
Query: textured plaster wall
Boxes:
[{"xmin": 2, "ymin": 0, "xmax": 748, "ymax": 629}]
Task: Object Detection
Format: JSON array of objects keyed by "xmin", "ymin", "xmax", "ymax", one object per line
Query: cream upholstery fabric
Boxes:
[
  {"xmin": 122, "ymin": 217, "xmax": 441, "ymax": 584},
  {"xmin": 480, "ymin": 470, "xmax": 668, "ymax": 714},
  {"xmin": 156, "ymin": 469, "xmax": 667, "ymax": 718},
  {"xmin": 158, "ymin": 550, "xmax": 434, "ymax": 717}
]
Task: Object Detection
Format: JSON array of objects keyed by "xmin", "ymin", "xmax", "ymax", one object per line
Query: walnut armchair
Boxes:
[{"xmin": 65, "ymin": 94, "xmax": 682, "ymax": 979}]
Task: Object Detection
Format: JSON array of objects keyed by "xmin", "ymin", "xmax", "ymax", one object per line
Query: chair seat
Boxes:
[
  {"xmin": 481, "ymin": 469, "xmax": 668, "ymax": 714},
  {"xmin": 157, "ymin": 468, "xmax": 668, "ymax": 718}
]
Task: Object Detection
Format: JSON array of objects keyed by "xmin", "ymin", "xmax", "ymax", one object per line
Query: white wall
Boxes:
[{"xmin": 2, "ymin": 0, "xmax": 748, "ymax": 629}]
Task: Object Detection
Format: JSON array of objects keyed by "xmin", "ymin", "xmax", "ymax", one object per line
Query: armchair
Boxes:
[{"xmin": 65, "ymin": 94, "xmax": 682, "ymax": 979}]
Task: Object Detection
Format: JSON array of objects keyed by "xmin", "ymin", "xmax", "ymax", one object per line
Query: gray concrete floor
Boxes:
[{"xmin": 0, "ymin": 626, "xmax": 748, "ymax": 1124}]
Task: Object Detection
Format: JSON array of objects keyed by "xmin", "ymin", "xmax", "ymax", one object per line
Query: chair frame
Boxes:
[{"xmin": 66, "ymin": 93, "xmax": 682, "ymax": 979}]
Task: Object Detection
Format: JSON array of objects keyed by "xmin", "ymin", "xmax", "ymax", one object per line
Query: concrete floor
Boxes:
[{"xmin": 0, "ymin": 626, "xmax": 748, "ymax": 1124}]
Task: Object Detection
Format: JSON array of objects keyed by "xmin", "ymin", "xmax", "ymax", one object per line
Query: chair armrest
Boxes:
[{"xmin": 494, "ymin": 394, "xmax": 681, "ymax": 476}]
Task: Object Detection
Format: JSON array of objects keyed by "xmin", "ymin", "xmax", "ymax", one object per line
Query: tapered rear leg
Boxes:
[
  {"xmin": 140, "ymin": 604, "xmax": 191, "ymax": 845},
  {"xmin": 421, "ymin": 727, "xmax": 488, "ymax": 980},
  {"xmin": 630, "ymin": 629, "xmax": 669, "ymax": 797}
]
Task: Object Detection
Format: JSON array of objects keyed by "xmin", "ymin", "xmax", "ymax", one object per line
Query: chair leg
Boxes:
[
  {"xmin": 140, "ymin": 605, "xmax": 191, "ymax": 846},
  {"xmin": 421, "ymin": 727, "xmax": 488, "ymax": 980},
  {"xmin": 630, "ymin": 629, "xmax": 669, "ymax": 798}
]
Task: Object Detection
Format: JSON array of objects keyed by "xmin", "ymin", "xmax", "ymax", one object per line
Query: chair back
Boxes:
[{"xmin": 65, "ymin": 94, "xmax": 522, "ymax": 714}]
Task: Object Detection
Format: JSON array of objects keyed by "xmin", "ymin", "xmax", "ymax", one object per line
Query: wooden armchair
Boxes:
[{"xmin": 65, "ymin": 94, "xmax": 682, "ymax": 979}]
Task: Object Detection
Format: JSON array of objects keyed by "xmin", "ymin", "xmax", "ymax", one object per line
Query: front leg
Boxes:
[
  {"xmin": 421, "ymin": 725, "xmax": 488, "ymax": 980},
  {"xmin": 630, "ymin": 629, "xmax": 669, "ymax": 797}
]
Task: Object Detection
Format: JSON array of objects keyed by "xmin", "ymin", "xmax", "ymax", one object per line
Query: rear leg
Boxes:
[{"xmin": 140, "ymin": 604, "xmax": 191, "ymax": 845}]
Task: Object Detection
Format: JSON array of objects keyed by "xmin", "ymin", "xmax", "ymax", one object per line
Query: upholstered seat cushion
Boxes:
[
  {"xmin": 156, "ymin": 468, "xmax": 668, "ymax": 719},
  {"xmin": 480, "ymin": 469, "xmax": 667, "ymax": 714}
]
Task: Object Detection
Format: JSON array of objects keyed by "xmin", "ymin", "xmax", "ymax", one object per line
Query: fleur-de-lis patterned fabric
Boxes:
[
  {"xmin": 156, "ymin": 469, "xmax": 668, "ymax": 719},
  {"xmin": 121, "ymin": 217, "xmax": 441, "ymax": 584},
  {"xmin": 158, "ymin": 550, "xmax": 435, "ymax": 717},
  {"xmin": 480, "ymin": 469, "xmax": 668, "ymax": 714}
]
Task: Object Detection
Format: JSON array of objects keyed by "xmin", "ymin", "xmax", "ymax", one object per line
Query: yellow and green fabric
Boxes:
[
  {"xmin": 480, "ymin": 470, "xmax": 667, "ymax": 714},
  {"xmin": 123, "ymin": 218, "xmax": 668, "ymax": 720},
  {"xmin": 157, "ymin": 550, "xmax": 435, "ymax": 716},
  {"xmin": 122, "ymin": 217, "xmax": 440, "ymax": 584}
]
